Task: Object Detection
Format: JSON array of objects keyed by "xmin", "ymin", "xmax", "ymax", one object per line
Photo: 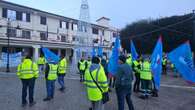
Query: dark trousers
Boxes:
[
  {"xmin": 133, "ymin": 73, "xmax": 140, "ymax": 92},
  {"xmin": 58, "ymin": 74, "xmax": 65, "ymax": 89},
  {"xmin": 21, "ymin": 78, "xmax": 35, "ymax": 104},
  {"xmin": 109, "ymin": 77, "xmax": 116, "ymax": 88},
  {"xmin": 141, "ymin": 79, "xmax": 151, "ymax": 96},
  {"xmin": 46, "ymin": 80, "xmax": 55, "ymax": 98},
  {"xmin": 116, "ymin": 87, "xmax": 134, "ymax": 110},
  {"xmin": 163, "ymin": 65, "xmax": 167, "ymax": 75},
  {"xmin": 80, "ymin": 70, "xmax": 85, "ymax": 82}
]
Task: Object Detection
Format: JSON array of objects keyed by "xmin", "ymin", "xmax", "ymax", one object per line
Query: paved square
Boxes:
[{"xmin": 0, "ymin": 69, "xmax": 195, "ymax": 110}]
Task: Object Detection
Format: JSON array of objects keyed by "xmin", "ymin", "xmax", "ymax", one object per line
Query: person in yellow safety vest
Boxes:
[
  {"xmin": 78, "ymin": 57, "xmax": 86, "ymax": 82},
  {"xmin": 37, "ymin": 54, "xmax": 46, "ymax": 74},
  {"xmin": 85, "ymin": 57, "xmax": 92, "ymax": 69},
  {"xmin": 162, "ymin": 57, "xmax": 167, "ymax": 75},
  {"xmin": 57, "ymin": 55, "xmax": 67, "ymax": 92},
  {"xmin": 17, "ymin": 55, "xmax": 39, "ymax": 107},
  {"xmin": 171, "ymin": 63, "xmax": 178, "ymax": 78},
  {"xmin": 84, "ymin": 56, "xmax": 108, "ymax": 110},
  {"xmin": 133, "ymin": 56, "xmax": 141, "ymax": 93},
  {"xmin": 43, "ymin": 60, "xmax": 58, "ymax": 101},
  {"xmin": 139, "ymin": 58, "xmax": 152, "ymax": 100},
  {"xmin": 126, "ymin": 54, "xmax": 132, "ymax": 66}
]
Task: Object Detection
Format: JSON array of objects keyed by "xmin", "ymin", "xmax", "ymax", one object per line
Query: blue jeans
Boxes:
[
  {"xmin": 46, "ymin": 80, "xmax": 55, "ymax": 98},
  {"xmin": 39, "ymin": 65, "xmax": 44, "ymax": 74},
  {"xmin": 116, "ymin": 87, "xmax": 134, "ymax": 110},
  {"xmin": 58, "ymin": 74, "xmax": 65, "ymax": 89},
  {"xmin": 21, "ymin": 78, "xmax": 35, "ymax": 104}
]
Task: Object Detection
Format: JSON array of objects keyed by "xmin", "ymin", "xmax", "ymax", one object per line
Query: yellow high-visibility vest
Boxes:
[
  {"xmin": 140, "ymin": 61, "xmax": 152, "ymax": 80},
  {"xmin": 17, "ymin": 59, "xmax": 39, "ymax": 79},
  {"xmin": 79, "ymin": 61, "xmax": 86, "ymax": 71},
  {"xmin": 84, "ymin": 66, "xmax": 108, "ymax": 101},
  {"xmin": 37, "ymin": 57, "xmax": 46, "ymax": 65},
  {"xmin": 48, "ymin": 64, "xmax": 58, "ymax": 80},
  {"xmin": 126, "ymin": 57, "xmax": 132, "ymax": 66},
  {"xmin": 58, "ymin": 58, "xmax": 67, "ymax": 74}
]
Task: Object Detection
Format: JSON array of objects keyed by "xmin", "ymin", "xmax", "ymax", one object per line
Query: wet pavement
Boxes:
[{"xmin": 0, "ymin": 66, "xmax": 195, "ymax": 110}]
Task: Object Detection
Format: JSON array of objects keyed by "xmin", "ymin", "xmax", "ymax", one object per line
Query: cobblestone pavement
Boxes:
[{"xmin": 0, "ymin": 66, "xmax": 195, "ymax": 110}]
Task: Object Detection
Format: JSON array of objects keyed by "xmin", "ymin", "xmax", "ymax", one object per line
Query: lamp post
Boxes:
[{"xmin": 6, "ymin": 18, "xmax": 10, "ymax": 72}]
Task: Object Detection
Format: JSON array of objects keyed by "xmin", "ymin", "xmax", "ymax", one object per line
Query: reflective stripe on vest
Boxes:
[
  {"xmin": 19, "ymin": 63, "xmax": 33, "ymax": 74},
  {"xmin": 49, "ymin": 64, "xmax": 57, "ymax": 74}
]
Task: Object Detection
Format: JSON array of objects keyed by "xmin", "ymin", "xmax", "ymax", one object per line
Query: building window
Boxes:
[
  {"xmin": 92, "ymin": 28, "xmax": 99, "ymax": 35},
  {"xmin": 40, "ymin": 32, "xmax": 47, "ymax": 40},
  {"xmin": 60, "ymin": 21, "xmax": 66, "ymax": 29},
  {"xmin": 15, "ymin": 11, "xmax": 30, "ymax": 22},
  {"xmin": 72, "ymin": 24, "xmax": 78, "ymax": 31},
  {"xmin": 40, "ymin": 16, "xmax": 47, "ymax": 25},
  {"xmin": 61, "ymin": 35, "xmax": 66, "ymax": 42},
  {"xmin": 22, "ymin": 13, "xmax": 27, "ymax": 22},
  {"xmin": 7, "ymin": 28, "xmax": 16, "ymax": 37},
  {"xmin": 22, "ymin": 30, "xmax": 31, "ymax": 39},
  {"xmin": 7, "ymin": 9, "xmax": 16, "ymax": 20}
]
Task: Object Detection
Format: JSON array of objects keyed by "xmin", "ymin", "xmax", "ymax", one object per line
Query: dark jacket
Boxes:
[
  {"xmin": 115, "ymin": 63, "xmax": 133, "ymax": 89},
  {"xmin": 45, "ymin": 63, "xmax": 50, "ymax": 79},
  {"xmin": 101, "ymin": 59, "xmax": 108, "ymax": 76}
]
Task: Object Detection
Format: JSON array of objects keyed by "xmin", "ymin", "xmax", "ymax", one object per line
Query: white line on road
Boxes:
[{"xmin": 161, "ymin": 84, "xmax": 195, "ymax": 89}]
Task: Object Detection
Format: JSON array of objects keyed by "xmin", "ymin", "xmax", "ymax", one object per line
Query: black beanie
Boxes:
[
  {"xmin": 119, "ymin": 55, "xmax": 126, "ymax": 63},
  {"xmin": 92, "ymin": 56, "xmax": 100, "ymax": 64}
]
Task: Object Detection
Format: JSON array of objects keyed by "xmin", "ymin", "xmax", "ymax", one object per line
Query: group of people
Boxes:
[
  {"xmin": 17, "ymin": 52, "xmax": 167, "ymax": 110},
  {"xmin": 17, "ymin": 54, "xmax": 67, "ymax": 107},
  {"xmin": 77, "ymin": 55, "xmax": 135, "ymax": 110}
]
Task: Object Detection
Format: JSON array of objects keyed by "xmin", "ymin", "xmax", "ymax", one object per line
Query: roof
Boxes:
[
  {"xmin": 96, "ymin": 17, "xmax": 110, "ymax": 22},
  {"xmin": 0, "ymin": 0, "xmax": 108, "ymax": 29}
]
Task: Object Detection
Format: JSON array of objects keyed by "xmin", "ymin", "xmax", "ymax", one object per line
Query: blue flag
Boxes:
[
  {"xmin": 91, "ymin": 47, "xmax": 96, "ymax": 57},
  {"xmin": 151, "ymin": 37, "xmax": 163, "ymax": 90},
  {"xmin": 97, "ymin": 46, "xmax": 103, "ymax": 57},
  {"xmin": 131, "ymin": 40, "xmax": 138, "ymax": 61},
  {"xmin": 108, "ymin": 36, "xmax": 120, "ymax": 75},
  {"xmin": 42, "ymin": 47, "xmax": 60, "ymax": 63},
  {"xmin": 168, "ymin": 42, "xmax": 195, "ymax": 83}
]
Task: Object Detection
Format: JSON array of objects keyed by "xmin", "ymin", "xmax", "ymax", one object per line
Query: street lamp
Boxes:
[
  {"xmin": 6, "ymin": 18, "xmax": 20, "ymax": 72},
  {"xmin": 6, "ymin": 18, "xmax": 11, "ymax": 72}
]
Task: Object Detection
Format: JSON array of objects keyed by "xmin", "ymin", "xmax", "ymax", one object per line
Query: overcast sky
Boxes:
[{"xmin": 5, "ymin": 0, "xmax": 195, "ymax": 29}]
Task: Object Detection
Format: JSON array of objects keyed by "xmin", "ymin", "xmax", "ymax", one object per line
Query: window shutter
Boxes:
[
  {"xmin": 16, "ymin": 11, "xmax": 22, "ymax": 20},
  {"xmin": 2, "ymin": 8, "xmax": 7, "ymax": 18},
  {"xmin": 26, "ymin": 13, "xmax": 30, "ymax": 22},
  {"xmin": 60, "ymin": 21, "xmax": 62, "ymax": 28}
]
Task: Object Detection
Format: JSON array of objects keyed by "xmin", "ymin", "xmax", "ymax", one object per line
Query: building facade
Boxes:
[{"xmin": 0, "ymin": 1, "xmax": 118, "ymax": 63}]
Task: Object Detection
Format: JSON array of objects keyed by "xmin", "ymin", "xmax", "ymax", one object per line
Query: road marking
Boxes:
[{"xmin": 161, "ymin": 84, "xmax": 195, "ymax": 89}]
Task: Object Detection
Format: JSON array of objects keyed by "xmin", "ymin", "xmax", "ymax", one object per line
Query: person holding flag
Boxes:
[{"xmin": 151, "ymin": 37, "xmax": 163, "ymax": 97}]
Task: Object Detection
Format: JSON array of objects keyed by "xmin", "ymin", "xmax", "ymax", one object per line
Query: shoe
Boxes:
[
  {"xmin": 21, "ymin": 103, "xmax": 27, "ymax": 107},
  {"xmin": 89, "ymin": 107, "xmax": 92, "ymax": 110},
  {"xmin": 43, "ymin": 97, "xmax": 51, "ymax": 101},
  {"xmin": 29, "ymin": 101, "xmax": 36, "ymax": 107},
  {"xmin": 139, "ymin": 95, "xmax": 146, "ymax": 100}
]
